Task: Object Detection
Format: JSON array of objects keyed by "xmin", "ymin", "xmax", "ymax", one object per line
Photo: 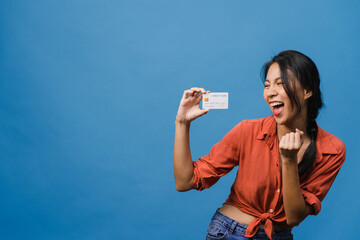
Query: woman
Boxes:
[{"xmin": 173, "ymin": 50, "xmax": 346, "ymax": 240}]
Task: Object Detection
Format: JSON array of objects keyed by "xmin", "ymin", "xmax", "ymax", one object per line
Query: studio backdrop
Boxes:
[{"xmin": 1, "ymin": 1, "xmax": 359, "ymax": 239}]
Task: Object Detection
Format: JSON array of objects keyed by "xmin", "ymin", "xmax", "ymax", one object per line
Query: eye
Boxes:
[{"xmin": 264, "ymin": 84, "xmax": 270, "ymax": 88}]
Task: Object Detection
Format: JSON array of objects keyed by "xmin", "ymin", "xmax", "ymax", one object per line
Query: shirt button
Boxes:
[
  {"xmin": 270, "ymin": 209, "xmax": 273, "ymax": 213},
  {"xmin": 277, "ymin": 189, "xmax": 280, "ymax": 193}
]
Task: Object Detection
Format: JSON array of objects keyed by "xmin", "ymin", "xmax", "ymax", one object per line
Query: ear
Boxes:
[{"xmin": 303, "ymin": 89, "xmax": 313, "ymax": 100}]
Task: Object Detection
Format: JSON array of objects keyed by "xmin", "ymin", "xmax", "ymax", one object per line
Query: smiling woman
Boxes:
[
  {"xmin": 263, "ymin": 51, "xmax": 323, "ymax": 176},
  {"xmin": 173, "ymin": 50, "xmax": 346, "ymax": 240}
]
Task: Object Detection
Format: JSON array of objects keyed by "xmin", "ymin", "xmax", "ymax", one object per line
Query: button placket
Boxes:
[{"xmin": 272, "ymin": 137, "xmax": 282, "ymax": 214}]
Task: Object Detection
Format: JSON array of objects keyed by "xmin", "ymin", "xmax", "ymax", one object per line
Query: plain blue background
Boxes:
[{"xmin": 1, "ymin": 1, "xmax": 359, "ymax": 239}]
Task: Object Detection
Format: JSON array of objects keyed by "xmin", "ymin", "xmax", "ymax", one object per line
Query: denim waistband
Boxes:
[{"xmin": 212, "ymin": 209, "xmax": 291, "ymax": 235}]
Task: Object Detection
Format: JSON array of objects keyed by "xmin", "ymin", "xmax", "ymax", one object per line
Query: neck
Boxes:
[
  {"xmin": 276, "ymin": 115, "xmax": 309, "ymax": 140},
  {"xmin": 277, "ymin": 123, "xmax": 307, "ymax": 139}
]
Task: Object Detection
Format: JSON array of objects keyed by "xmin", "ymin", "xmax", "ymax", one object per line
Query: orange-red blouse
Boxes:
[{"xmin": 193, "ymin": 116, "xmax": 346, "ymax": 239}]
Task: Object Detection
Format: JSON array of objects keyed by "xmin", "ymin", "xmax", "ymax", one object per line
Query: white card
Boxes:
[{"xmin": 202, "ymin": 92, "xmax": 228, "ymax": 109}]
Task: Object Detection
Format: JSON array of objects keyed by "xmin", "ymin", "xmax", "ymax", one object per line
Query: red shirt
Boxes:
[{"xmin": 193, "ymin": 116, "xmax": 346, "ymax": 239}]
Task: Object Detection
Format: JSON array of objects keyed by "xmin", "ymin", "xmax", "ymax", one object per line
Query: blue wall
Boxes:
[{"xmin": 1, "ymin": 1, "xmax": 359, "ymax": 239}]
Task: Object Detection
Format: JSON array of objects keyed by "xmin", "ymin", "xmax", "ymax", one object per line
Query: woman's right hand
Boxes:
[{"xmin": 175, "ymin": 87, "xmax": 210, "ymax": 125}]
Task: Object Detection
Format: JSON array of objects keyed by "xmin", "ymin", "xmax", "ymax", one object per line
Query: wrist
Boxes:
[
  {"xmin": 175, "ymin": 118, "xmax": 191, "ymax": 127},
  {"xmin": 282, "ymin": 157, "xmax": 298, "ymax": 167}
]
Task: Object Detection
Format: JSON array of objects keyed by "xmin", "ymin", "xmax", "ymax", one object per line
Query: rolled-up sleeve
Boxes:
[
  {"xmin": 193, "ymin": 123, "xmax": 242, "ymax": 191},
  {"xmin": 300, "ymin": 142, "xmax": 346, "ymax": 215}
]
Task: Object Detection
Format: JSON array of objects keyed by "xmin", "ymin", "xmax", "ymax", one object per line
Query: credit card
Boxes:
[{"xmin": 202, "ymin": 92, "xmax": 228, "ymax": 109}]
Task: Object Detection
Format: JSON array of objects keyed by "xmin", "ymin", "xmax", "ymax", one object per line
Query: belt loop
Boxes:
[{"xmin": 229, "ymin": 220, "xmax": 237, "ymax": 234}]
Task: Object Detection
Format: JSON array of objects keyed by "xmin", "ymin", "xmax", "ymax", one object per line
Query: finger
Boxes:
[
  {"xmin": 285, "ymin": 134, "xmax": 290, "ymax": 149},
  {"xmin": 196, "ymin": 108, "xmax": 210, "ymax": 118},
  {"xmin": 193, "ymin": 87, "xmax": 209, "ymax": 95},
  {"xmin": 193, "ymin": 88, "xmax": 204, "ymax": 97},
  {"xmin": 195, "ymin": 90, "xmax": 203, "ymax": 98},
  {"xmin": 295, "ymin": 128, "xmax": 304, "ymax": 145},
  {"xmin": 192, "ymin": 90, "xmax": 201, "ymax": 98},
  {"xmin": 184, "ymin": 90, "xmax": 190, "ymax": 98},
  {"xmin": 195, "ymin": 92, "xmax": 203, "ymax": 104},
  {"xmin": 202, "ymin": 90, "xmax": 210, "ymax": 98},
  {"xmin": 188, "ymin": 89, "xmax": 196, "ymax": 97},
  {"xmin": 294, "ymin": 132, "xmax": 301, "ymax": 149},
  {"xmin": 289, "ymin": 132, "xmax": 295, "ymax": 148},
  {"xmin": 187, "ymin": 88, "xmax": 201, "ymax": 97},
  {"xmin": 295, "ymin": 128, "xmax": 304, "ymax": 136},
  {"xmin": 184, "ymin": 89, "xmax": 193, "ymax": 97},
  {"xmin": 190, "ymin": 87, "xmax": 204, "ymax": 93},
  {"xmin": 279, "ymin": 135, "xmax": 286, "ymax": 149}
]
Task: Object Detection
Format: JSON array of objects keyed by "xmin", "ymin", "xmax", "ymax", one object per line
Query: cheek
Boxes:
[
  {"xmin": 279, "ymin": 89, "xmax": 289, "ymax": 102},
  {"xmin": 263, "ymin": 90, "xmax": 267, "ymax": 102}
]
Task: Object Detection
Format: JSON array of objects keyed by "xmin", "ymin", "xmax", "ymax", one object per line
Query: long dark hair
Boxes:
[{"xmin": 262, "ymin": 50, "xmax": 323, "ymax": 176}]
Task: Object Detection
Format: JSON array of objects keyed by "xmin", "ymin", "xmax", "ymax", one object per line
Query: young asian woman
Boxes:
[{"xmin": 173, "ymin": 50, "xmax": 346, "ymax": 240}]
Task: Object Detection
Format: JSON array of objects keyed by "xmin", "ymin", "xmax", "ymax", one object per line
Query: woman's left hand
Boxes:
[{"xmin": 279, "ymin": 129, "xmax": 304, "ymax": 161}]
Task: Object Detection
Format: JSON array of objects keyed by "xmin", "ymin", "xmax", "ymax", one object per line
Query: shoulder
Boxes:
[
  {"xmin": 229, "ymin": 116, "xmax": 274, "ymax": 138},
  {"xmin": 317, "ymin": 126, "xmax": 346, "ymax": 156},
  {"xmin": 315, "ymin": 126, "xmax": 346, "ymax": 169},
  {"xmin": 236, "ymin": 116, "xmax": 273, "ymax": 128}
]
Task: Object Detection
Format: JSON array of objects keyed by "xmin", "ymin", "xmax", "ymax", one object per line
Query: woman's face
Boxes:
[{"xmin": 263, "ymin": 63, "xmax": 310, "ymax": 127}]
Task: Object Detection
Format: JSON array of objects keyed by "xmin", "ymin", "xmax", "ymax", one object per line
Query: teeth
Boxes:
[{"xmin": 270, "ymin": 102, "xmax": 283, "ymax": 107}]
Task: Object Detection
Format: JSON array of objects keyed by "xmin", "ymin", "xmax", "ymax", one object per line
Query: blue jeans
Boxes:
[{"xmin": 206, "ymin": 210, "xmax": 293, "ymax": 240}]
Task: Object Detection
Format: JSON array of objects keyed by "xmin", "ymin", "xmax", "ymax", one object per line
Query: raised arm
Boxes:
[
  {"xmin": 174, "ymin": 87, "xmax": 209, "ymax": 192},
  {"xmin": 280, "ymin": 129, "xmax": 312, "ymax": 226}
]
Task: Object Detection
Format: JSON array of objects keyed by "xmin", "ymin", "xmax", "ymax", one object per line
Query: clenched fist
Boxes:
[{"xmin": 279, "ymin": 128, "xmax": 304, "ymax": 161}]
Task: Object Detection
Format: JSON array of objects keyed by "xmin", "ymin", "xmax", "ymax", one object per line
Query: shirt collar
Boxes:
[
  {"xmin": 256, "ymin": 116, "xmax": 277, "ymax": 141},
  {"xmin": 316, "ymin": 126, "xmax": 339, "ymax": 155},
  {"xmin": 256, "ymin": 116, "xmax": 339, "ymax": 155}
]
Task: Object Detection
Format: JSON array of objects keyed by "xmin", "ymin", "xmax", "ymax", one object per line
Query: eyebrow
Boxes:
[{"xmin": 265, "ymin": 77, "xmax": 282, "ymax": 82}]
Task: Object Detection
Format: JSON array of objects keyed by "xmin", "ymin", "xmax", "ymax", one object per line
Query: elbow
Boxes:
[
  {"xmin": 175, "ymin": 183, "xmax": 193, "ymax": 192},
  {"xmin": 286, "ymin": 214, "xmax": 306, "ymax": 227},
  {"xmin": 286, "ymin": 218, "xmax": 301, "ymax": 227},
  {"xmin": 285, "ymin": 204, "xmax": 312, "ymax": 227},
  {"xmin": 286, "ymin": 205, "xmax": 312, "ymax": 226},
  {"xmin": 175, "ymin": 179, "xmax": 194, "ymax": 192},
  {"xmin": 176, "ymin": 185, "xmax": 190, "ymax": 192}
]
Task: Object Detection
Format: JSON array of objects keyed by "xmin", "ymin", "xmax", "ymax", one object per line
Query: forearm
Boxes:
[
  {"xmin": 282, "ymin": 159, "xmax": 311, "ymax": 226},
  {"xmin": 173, "ymin": 120, "xmax": 195, "ymax": 191}
]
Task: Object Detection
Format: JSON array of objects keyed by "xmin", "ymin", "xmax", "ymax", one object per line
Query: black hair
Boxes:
[{"xmin": 262, "ymin": 50, "xmax": 323, "ymax": 176}]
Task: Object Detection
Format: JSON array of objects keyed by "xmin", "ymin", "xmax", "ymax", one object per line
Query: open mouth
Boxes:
[{"xmin": 270, "ymin": 102, "xmax": 284, "ymax": 115}]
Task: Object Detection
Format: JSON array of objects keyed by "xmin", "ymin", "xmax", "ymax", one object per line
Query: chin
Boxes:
[{"xmin": 273, "ymin": 114, "xmax": 290, "ymax": 125}]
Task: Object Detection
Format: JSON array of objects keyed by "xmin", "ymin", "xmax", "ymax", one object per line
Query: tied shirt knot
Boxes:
[
  {"xmin": 245, "ymin": 212, "xmax": 274, "ymax": 240},
  {"xmin": 260, "ymin": 212, "xmax": 272, "ymax": 223}
]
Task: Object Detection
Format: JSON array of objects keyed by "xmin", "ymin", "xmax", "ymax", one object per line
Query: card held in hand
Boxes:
[{"xmin": 202, "ymin": 92, "xmax": 228, "ymax": 109}]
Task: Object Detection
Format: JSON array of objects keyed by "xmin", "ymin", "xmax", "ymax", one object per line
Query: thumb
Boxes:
[
  {"xmin": 295, "ymin": 128, "xmax": 304, "ymax": 136},
  {"xmin": 199, "ymin": 108, "xmax": 210, "ymax": 116}
]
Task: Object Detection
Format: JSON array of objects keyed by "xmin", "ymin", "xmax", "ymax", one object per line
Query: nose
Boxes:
[{"xmin": 266, "ymin": 84, "xmax": 278, "ymax": 97}]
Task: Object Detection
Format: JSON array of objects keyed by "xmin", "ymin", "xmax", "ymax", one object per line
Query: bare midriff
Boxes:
[{"xmin": 218, "ymin": 204, "xmax": 285, "ymax": 231}]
